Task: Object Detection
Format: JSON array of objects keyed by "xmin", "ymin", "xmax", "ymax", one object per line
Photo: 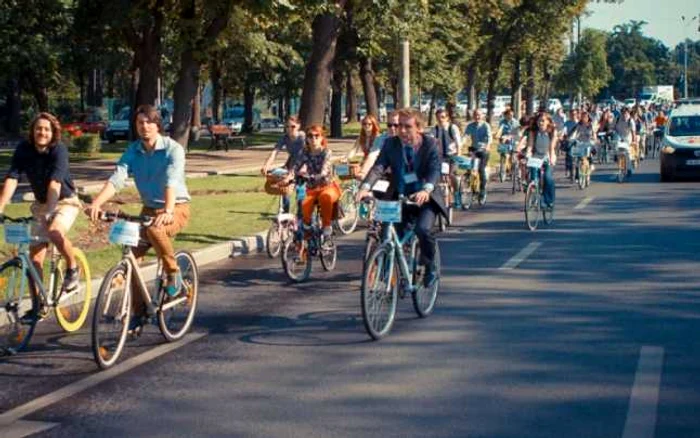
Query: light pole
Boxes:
[{"xmin": 681, "ymin": 15, "xmax": 698, "ymax": 99}]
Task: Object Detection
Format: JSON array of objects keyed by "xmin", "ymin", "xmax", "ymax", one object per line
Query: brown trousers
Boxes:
[{"xmin": 131, "ymin": 203, "xmax": 190, "ymax": 314}]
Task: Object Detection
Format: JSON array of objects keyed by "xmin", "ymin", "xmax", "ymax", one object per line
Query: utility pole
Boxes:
[
  {"xmin": 681, "ymin": 15, "xmax": 698, "ymax": 99},
  {"xmin": 399, "ymin": 39, "xmax": 410, "ymax": 108}
]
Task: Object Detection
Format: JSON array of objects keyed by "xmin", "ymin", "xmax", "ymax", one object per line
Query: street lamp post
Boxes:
[{"xmin": 681, "ymin": 15, "xmax": 698, "ymax": 99}]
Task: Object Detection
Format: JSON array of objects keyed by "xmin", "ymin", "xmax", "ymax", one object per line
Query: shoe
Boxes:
[
  {"xmin": 322, "ymin": 226, "xmax": 333, "ymax": 238},
  {"xmin": 591, "ymin": 165, "xmax": 596, "ymax": 172},
  {"xmin": 62, "ymin": 267, "xmax": 80, "ymax": 293},
  {"xmin": 164, "ymin": 272, "xmax": 183, "ymax": 297},
  {"xmin": 127, "ymin": 314, "xmax": 146, "ymax": 338},
  {"xmin": 627, "ymin": 169, "xmax": 633, "ymax": 177},
  {"xmin": 423, "ymin": 263, "xmax": 438, "ymax": 288}
]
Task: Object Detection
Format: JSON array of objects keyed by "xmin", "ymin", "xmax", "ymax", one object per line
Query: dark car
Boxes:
[{"xmin": 659, "ymin": 105, "xmax": 700, "ymax": 181}]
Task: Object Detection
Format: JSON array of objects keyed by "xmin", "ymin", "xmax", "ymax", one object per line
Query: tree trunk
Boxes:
[
  {"xmin": 299, "ymin": 3, "xmax": 346, "ymax": 128},
  {"xmin": 130, "ymin": 66, "xmax": 140, "ymax": 140},
  {"xmin": 242, "ymin": 75, "xmax": 255, "ymax": 134},
  {"xmin": 190, "ymin": 80, "xmax": 201, "ymax": 142},
  {"xmin": 359, "ymin": 56, "xmax": 379, "ymax": 117},
  {"xmin": 78, "ymin": 71, "xmax": 86, "ymax": 112},
  {"xmin": 345, "ymin": 69, "xmax": 356, "ymax": 123},
  {"xmin": 284, "ymin": 89, "xmax": 292, "ymax": 121},
  {"xmin": 427, "ymin": 89, "xmax": 436, "ymax": 126},
  {"xmin": 25, "ymin": 71, "xmax": 49, "ymax": 112},
  {"xmin": 330, "ymin": 67, "xmax": 343, "ymax": 138},
  {"xmin": 510, "ymin": 55, "xmax": 522, "ymax": 118},
  {"xmin": 210, "ymin": 58, "xmax": 223, "ymax": 122},
  {"xmin": 485, "ymin": 52, "xmax": 504, "ymax": 123},
  {"xmin": 525, "ymin": 55, "xmax": 536, "ymax": 115},
  {"xmin": 466, "ymin": 65, "xmax": 477, "ymax": 120},
  {"xmin": 541, "ymin": 59, "xmax": 552, "ymax": 103},
  {"xmin": 5, "ymin": 78, "xmax": 21, "ymax": 135},
  {"xmin": 132, "ymin": 0, "xmax": 164, "ymax": 110}
]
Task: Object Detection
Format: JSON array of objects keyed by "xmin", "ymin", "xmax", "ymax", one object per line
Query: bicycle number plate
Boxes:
[
  {"xmin": 109, "ymin": 220, "xmax": 141, "ymax": 247},
  {"xmin": 372, "ymin": 180, "xmax": 390, "ymax": 193},
  {"xmin": 497, "ymin": 143, "xmax": 512, "ymax": 154},
  {"xmin": 374, "ymin": 201, "xmax": 402, "ymax": 223},
  {"xmin": 334, "ymin": 164, "xmax": 350, "ymax": 176},
  {"xmin": 3, "ymin": 223, "xmax": 32, "ymax": 244},
  {"xmin": 454, "ymin": 156, "xmax": 474, "ymax": 170},
  {"xmin": 686, "ymin": 159, "xmax": 700, "ymax": 166},
  {"xmin": 526, "ymin": 157, "xmax": 544, "ymax": 169},
  {"xmin": 441, "ymin": 162, "xmax": 450, "ymax": 175}
]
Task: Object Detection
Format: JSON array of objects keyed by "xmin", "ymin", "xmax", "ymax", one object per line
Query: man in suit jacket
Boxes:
[{"xmin": 356, "ymin": 108, "xmax": 446, "ymax": 287}]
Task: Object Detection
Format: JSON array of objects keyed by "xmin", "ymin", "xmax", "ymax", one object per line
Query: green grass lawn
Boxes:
[{"xmin": 0, "ymin": 173, "xmax": 278, "ymax": 278}]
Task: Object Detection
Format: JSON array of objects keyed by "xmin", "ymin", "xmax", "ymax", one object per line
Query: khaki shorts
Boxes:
[{"xmin": 30, "ymin": 196, "xmax": 82, "ymax": 240}]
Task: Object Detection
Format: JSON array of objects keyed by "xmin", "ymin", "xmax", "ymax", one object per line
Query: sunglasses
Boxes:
[
  {"xmin": 387, "ymin": 123, "xmax": 399, "ymax": 128},
  {"xmin": 308, "ymin": 134, "xmax": 321, "ymax": 139},
  {"xmin": 286, "ymin": 125, "xmax": 298, "ymax": 129}
]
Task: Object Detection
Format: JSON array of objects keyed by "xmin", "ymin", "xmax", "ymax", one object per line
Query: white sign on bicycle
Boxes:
[
  {"xmin": 334, "ymin": 164, "xmax": 350, "ymax": 176},
  {"xmin": 3, "ymin": 223, "xmax": 32, "ymax": 244},
  {"xmin": 374, "ymin": 201, "xmax": 402, "ymax": 223},
  {"xmin": 441, "ymin": 162, "xmax": 450, "ymax": 175},
  {"xmin": 526, "ymin": 157, "xmax": 544, "ymax": 169}
]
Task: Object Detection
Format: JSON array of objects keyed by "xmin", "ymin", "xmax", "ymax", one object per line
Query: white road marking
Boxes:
[
  {"xmin": 498, "ymin": 242, "xmax": 542, "ymax": 270},
  {"xmin": 574, "ymin": 196, "xmax": 595, "ymax": 210},
  {"xmin": 0, "ymin": 420, "xmax": 59, "ymax": 438},
  {"xmin": 622, "ymin": 346, "xmax": 665, "ymax": 438},
  {"xmin": 0, "ymin": 332, "xmax": 206, "ymax": 429}
]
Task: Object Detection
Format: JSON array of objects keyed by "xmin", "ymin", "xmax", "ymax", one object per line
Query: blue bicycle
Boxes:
[{"xmin": 360, "ymin": 196, "xmax": 440, "ymax": 340}]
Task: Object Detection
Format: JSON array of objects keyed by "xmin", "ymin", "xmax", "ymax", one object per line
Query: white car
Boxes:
[
  {"xmin": 659, "ymin": 104, "xmax": 700, "ymax": 181},
  {"xmin": 547, "ymin": 98, "xmax": 562, "ymax": 113},
  {"xmin": 624, "ymin": 98, "xmax": 636, "ymax": 108}
]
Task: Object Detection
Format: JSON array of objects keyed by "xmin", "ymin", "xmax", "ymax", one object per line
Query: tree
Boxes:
[{"xmin": 556, "ymin": 28, "xmax": 611, "ymax": 101}]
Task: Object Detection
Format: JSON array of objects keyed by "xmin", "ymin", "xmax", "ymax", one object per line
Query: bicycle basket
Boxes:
[
  {"xmin": 452, "ymin": 155, "xmax": 475, "ymax": 171},
  {"xmin": 3, "ymin": 223, "xmax": 32, "ymax": 244},
  {"xmin": 265, "ymin": 171, "xmax": 293, "ymax": 196},
  {"xmin": 334, "ymin": 163, "xmax": 360, "ymax": 180},
  {"xmin": 526, "ymin": 157, "xmax": 544, "ymax": 169},
  {"xmin": 570, "ymin": 145, "xmax": 591, "ymax": 158},
  {"xmin": 374, "ymin": 200, "xmax": 402, "ymax": 223},
  {"xmin": 108, "ymin": 220, "xmax": 141, "ymax": 247}
]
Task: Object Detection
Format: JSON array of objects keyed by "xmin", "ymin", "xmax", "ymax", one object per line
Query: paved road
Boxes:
[{"xmin": 1, "ymin": 157, "xmax": 700, "ymax": 438}]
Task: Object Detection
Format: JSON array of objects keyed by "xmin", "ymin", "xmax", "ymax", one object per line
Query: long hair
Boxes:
[
  {"xmin": 359, "ymin": 115, "xmax": 380, "ymax": 150},
  {"xmin": 29, "ymin": 112, "xmax": 62, "ymax": 147},
  {"xmin": 134, "ymin": 104, "xmax": 163, "ymax": 132}
]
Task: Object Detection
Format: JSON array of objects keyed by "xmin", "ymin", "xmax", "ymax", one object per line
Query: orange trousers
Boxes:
[{"xmin": 302, "ymin": 182, "xmax": 341, "ymax": 227}]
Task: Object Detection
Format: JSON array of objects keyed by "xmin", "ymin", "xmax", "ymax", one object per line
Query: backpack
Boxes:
[{"xmin": 433, "ymin": 124, "xmax": 459, "ymax": 155}]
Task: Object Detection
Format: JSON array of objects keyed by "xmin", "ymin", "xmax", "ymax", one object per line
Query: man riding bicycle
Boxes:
[
  {"xmin": 464, "ymin": 109, "xmax": 492, "ymax": 204},
  {"xmin": 87, "ymin": 105, "xmax": 191, "ymax": 331},
  {"xmin": 432, "ymin": 108, "xmax": 462, "ymax": 191},
  {"xmin": 261, "ymin": 116, "xmax": 305, "ymax": 213},
  {"xmin": 356, "ymin": 108, "xmax": 447, "ymax": 287}
]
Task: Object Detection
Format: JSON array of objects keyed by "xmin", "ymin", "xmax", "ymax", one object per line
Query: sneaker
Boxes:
[
  {"xmin": 423, "ymin": 263, "xmax": 438, "ymax": 288},
  {"xmin": 127, "ymin": 314, "xmax": 146, "ymax": 338},
  {"xmin": 62, "ymin": 267, "xmax": 80, "ymax": 293},
  {"xmin": 322, "ymin": 226, "xmax": 333, "ymax": 238},
  {"xmin": 164, "ymin": 272, "xmax": 183, "ymax": 297}
]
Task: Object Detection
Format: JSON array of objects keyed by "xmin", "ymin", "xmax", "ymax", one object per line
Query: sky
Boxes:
[{"xmin": 582, "ymin": 0, "xmax": 700, "ymax": 48}]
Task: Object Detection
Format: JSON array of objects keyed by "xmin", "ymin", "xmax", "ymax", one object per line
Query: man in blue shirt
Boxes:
[
  {"xmin": 87, "ymin": 105, "xmax": 191, "ymax": 322},
  {"xmin": 464, "ymin": 109, "xmax": 492, "ymax": 203}
]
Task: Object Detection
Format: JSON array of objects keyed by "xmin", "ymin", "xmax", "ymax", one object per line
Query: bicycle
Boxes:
[
  {"xmin": 452, "ymin": 155, "xmax": 481, "ymax": 210},
  {"xmin": 497, "ymin": 139, "xmax": 513, "ymax": 183},
  {"xmin": 360, "ymin": 195, "xmax": 440, "ymax": 340},
  {"xmin": 596, "ymin": 132, "xmax": 611, "ymax": 165},
  {"xmin": 615, "ymin": 140, "xmax": 631, "ymax": 183},
  {"xmin": 265, "ymin": 169, "xmax": 295, "ymax": 258},
  {"xmin": 92, "ymin": 211, "xmax": 198, "ymax": 369},
  {"xmin": 437, "ymin": 160, "xmax": 454, "ymax": 232},
  {"xmin": 524, "ymin": 157, "xmax": 554, "ymax": 231},
  {"xmin": 512, "ymin": 151, "xmax": 527, "ymax": 194},
  {"xmin": 281, "ymin": 176, "xmax": 338, "ymax": 283},
  {"xmin": 651, "ymin": 128, "xmax": 663, "ymax": 159},
  {"xmin": 333, "ymin": 163, "xmax": 361, "ymax": 235},
  {"xmin": 0, "ymin": 216, "xmax": 92, "ymax": 355},
  {"xmin": 570, "ymin": 141, "xmax": 592, "ymax": 190}
]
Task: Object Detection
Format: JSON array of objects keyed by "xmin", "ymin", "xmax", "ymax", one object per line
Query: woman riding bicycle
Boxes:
[
  {"xmin": 347, "ymin": 115, "xmax": 381, "ymax": 179},
  {"xmin": 570, "ymin": 111, "xmax": 596, "ymax": 179},
  {"xmin": 517, "ymin": 112, "xmax": 558, "ymax": 208},
  {"xmin": 290, "ymin": 125, "xmax": 341, "ymax": 239}
]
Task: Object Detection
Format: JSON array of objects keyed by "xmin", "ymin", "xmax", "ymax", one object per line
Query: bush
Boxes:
[{"xmin": 73, "ymin": 133, "xmax": 101, "ymax": 155}]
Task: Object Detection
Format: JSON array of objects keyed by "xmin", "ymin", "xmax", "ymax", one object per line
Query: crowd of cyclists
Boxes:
[{"xmin": 0, "ymin": 98, "xmax": 674, "ymax": 353}]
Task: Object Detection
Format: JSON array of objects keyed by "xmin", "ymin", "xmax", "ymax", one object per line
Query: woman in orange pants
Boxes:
[{"xmin": 292, "ymin": 124, "xmax": 341, "ymax": 238}]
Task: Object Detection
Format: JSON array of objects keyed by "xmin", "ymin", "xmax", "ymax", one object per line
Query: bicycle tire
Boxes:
[
  {"xmin": 158, "ymin": 251, "xmax": 199, "ymax": 342},
  {"xmin": 92, "ymin": 263, "xmax": 131, "ymax": 369},
  {"xmin": 499, "ymin": 155, "xmax": 506, "ymax": 182},
  {"xmin": 282, "ymin": 238, "xmax": 312, "ymax": 283},
  {"xmin": 458, "ymin": 174, "xmax": 472, "ymax": 210},
  {"xmin": 320, "ymin": 238, "xmax": 337, "ymax": 271},
  {"xmin": 335, "ymin": 188, "xmax": 359, "ymax": 235},
  {"xmin": 361, "ymin": 245, "xmax": 398, "ymax": 340},
  {"xmin": 266, "ymin": 223, "xmax": 282, "ymax": 258},
  {"xmin": 617, "ymin": 155, "xmax": 626, "ymax": 183},
  {"xmin": 412, "ymin": 241, "xmax": 440, "ymax": 318},
  {"xmin": 54, "ymin": 248, "xmax": 92, "ymax": 333},
  {"xmin": 0, "ymin": 259, "xmax": 38, "ymax": 355},
  {"xmin": 525, "ymin": 183, "xmax": 540, "ymax": 231}
]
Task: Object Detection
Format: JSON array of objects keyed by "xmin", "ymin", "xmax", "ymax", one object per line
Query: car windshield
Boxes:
[
  {"xmin": 639, "ymin": 94, "xmax": 653, "ymax": 100},
  {"xmin": 668, "ymin": 115, "xmax": 700, "ymax": 137},
  {"xmin": 115, "ymin": 108, "xmax": 130, "ymax": 121}
]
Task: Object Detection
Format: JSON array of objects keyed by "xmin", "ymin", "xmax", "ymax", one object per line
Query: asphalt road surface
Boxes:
[{"xmin": 1, "ymin": 156, "xmax": 699, "ymax": 438}]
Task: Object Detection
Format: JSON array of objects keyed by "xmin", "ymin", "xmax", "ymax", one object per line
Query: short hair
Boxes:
[
  {"xmin": 503, "ymin": 109, "xmax": 513, "ymax": 117},
  {"xmin": 134, "ymin": 104, "xmax": 162, "ymax": 132},
  {"xmin": 435, "ymin": 108, "xmax": 448, "ymax": 118},
  {"xmin": 286, "ymin": 115, "xmax": 300, "ymax": 126},
  {"xmin": 397, "ymin": 108, "xmax": 424, "ymax": 130},
  {"xmin": 387, "ymin": 110, "xmax": 399, "ymax": 121},
  {"xmin": 29, "ymin": 112, "xmax": 62, "ymax": 147}
]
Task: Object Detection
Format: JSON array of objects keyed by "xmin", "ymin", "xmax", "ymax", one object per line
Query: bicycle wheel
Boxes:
[
  {"xmin": 617, "ymin": 155, "xmax": 626, "ymax": 183},
  {"xmin": 320, "ymin": 237, "xmax": 337, "ymax": 271},
  {"xmin": 282, "ymin": 238, "xmax": 312, "ymax": 282},
  {"xmin": 0, "ymin": 259, "xmax": 38, "ymax": 355},
  {"xmin": 543, "ymin": 202, "xmax": 554, "ymax": 225},
  {"xmin": 54, "ymin": 248, "xmax": 92, "ymax": 333},
  {"xmin": 92, "ymin": 263, "xmax": 131, "ymax": 369},
  {"xmin": 361, "ymin": 245, "xmax": 398, "ymax": 340},
  {"xmin": 412, "ymin": 241, "xmax": 440, "ymax": 318},
  {"xmin": 499, "ymin": 155, "xmax": 506, "ymax": 182},
  {"xmin": 458, "ymin": 174, "xmax": 473, "ymax": 210},
  {"xmin": 158, "ymin": 251, "xmax": 199, "ymax": 342},
  {"xmin": 266, "ymin": 222, "xmax": 282, "ymax": 258},
  {"xmin": 335, "ymin": 188, "xmax": 359, "ymax": 235},
  {"xmin": 512, "ymin": 166, "xmax": 520, "ymax": 194},
  {"xmin": 524, "ymin": 183, "xmax": 540, "ymax": 231},
  {"xmin": 577, "ymin": 161, "xmax": 586, "ymax": 190}
]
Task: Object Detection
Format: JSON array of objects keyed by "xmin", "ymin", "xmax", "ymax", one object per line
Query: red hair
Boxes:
[
  {"xmin": 305, "ymin": 124, "xmax": 328, "ymax": 149},
  {"xmin": 359, "ymin": 115, "xmax": 380, "ymax": 147}
]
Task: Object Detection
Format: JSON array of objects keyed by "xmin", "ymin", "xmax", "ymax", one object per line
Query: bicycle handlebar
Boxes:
[
  {"xmin": 99, "ymin": 211, "xmax": 153, "ymax": 225},
  {"xmin": 0, "ymin": 215, "xmax": 34, "ymax": 224}
]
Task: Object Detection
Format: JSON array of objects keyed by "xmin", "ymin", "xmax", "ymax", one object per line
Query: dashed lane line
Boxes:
[
  {"xmin": 622, "ymin": 346, "xmax": 665, "ymax": 438},
  {"xmin": 498, "ymin": 242, "xmax": 542, "ymax": 270},
  {"xmin": 574, "ymin": 196, "xmax": 595, "ymax": 210}
]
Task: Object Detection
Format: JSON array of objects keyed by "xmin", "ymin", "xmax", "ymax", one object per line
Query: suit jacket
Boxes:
[{"xmin": 363, "ymin": 134, "xmax": 447, "ymax": 218}]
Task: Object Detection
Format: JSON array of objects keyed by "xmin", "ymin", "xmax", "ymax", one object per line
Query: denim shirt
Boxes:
[
  {"xmin": 108, "ymin": 135, "xmax": 191, "ymax": 209},
  {"xmin": 464, "ymin": 121, "xmax": 492, "ymax": 149}
]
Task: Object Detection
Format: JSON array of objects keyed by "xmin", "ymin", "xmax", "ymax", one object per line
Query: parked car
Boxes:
[
  {"xmin": 659, "ymin": 104, "xmax": 700, "ymax": 181},
  {"xmin": 260, "ymin": 117, "xmax": 282, "ymax": 129},
  {"xmin": 104, "ymin": 107, "xmax": 131, "ymax": 143},
  {"xmin": 624, "ymin": 98, "xmax": 636, "ymax": 108},
  {"xmin": 547, "ymin": 98, "xmax": 562, "ymax": 113},
  {"xmin": 222, "ymin": 105, "xmax": 261, "ymax": 133},
  {"xmin": 64, "ymin": 111, "xmax": 107, "ymax": 137}
]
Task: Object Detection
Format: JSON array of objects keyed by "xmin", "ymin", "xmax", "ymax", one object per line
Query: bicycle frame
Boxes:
[
  {"xmin": 10, "ymin": 243, "xmax": 63, "ymax": 308},
  {"xmin": 376, "ymin": 222, "xmax": 418, "ymax": 295}
]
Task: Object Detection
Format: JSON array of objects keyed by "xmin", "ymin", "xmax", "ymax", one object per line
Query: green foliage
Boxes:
[
  {"xmin": 556, "ymin": 28, "xmax": 611, "ymax": 99},
  {"xmin": 72, "ymin": 133, "xmax": 102, "ymax": 155}
]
